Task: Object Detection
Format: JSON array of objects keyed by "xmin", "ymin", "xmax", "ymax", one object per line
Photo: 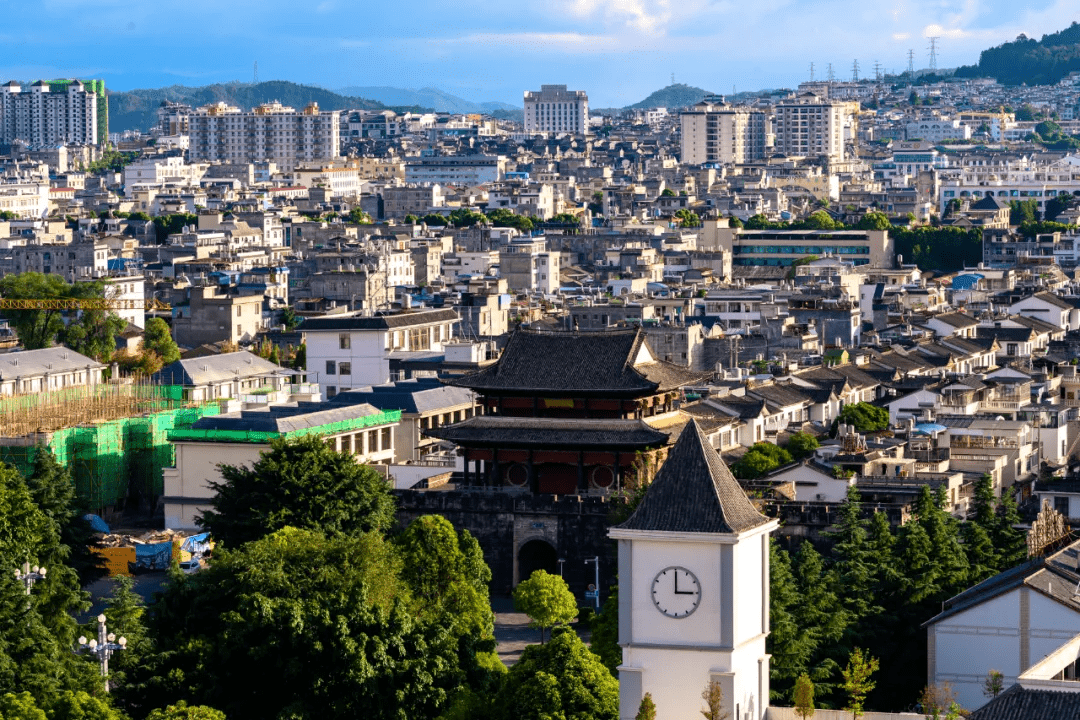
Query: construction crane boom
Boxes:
[{"xmin": 0, "ymin": 298, "xmax": 171, "ymax": 311}]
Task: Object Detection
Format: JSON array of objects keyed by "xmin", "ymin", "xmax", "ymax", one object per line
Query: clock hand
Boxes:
[{"xmin": 674, "ymin": 572, "xmax": 694, "ymax": 595}]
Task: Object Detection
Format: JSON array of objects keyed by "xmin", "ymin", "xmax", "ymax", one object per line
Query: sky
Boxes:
[{"xmin": 1, "ymin": 0, "xmax": 1077, "ymax": 107}]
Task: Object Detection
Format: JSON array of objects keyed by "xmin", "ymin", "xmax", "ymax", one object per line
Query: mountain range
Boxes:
[
  {"xmin": 336, "ymin": 86, "xmax": 518, "ymax": 115},
  {"xmin": 107, "ymin": 81, "xmax": 430, "ymax": 133}
]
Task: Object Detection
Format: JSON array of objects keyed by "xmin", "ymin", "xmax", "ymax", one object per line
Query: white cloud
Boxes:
[
  {"xmin": 564, "ymin": 0, "xmax": 672, "ymax": 34},
  {"xmin": 435, "ymin": 32, "xmax": 617, "ymax": 54},
  {"xmin": 893, "ymin": 32, "xmax": 911, "ymax": 41}
]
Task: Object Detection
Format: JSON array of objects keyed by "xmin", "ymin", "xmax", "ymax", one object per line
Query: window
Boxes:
[
  {"xmin": 326, "ymin": 386, "xmax": 337, "ymax": 398},
  {"xmin": 1055, "ymin": 496, "xmax": 1070, "ymax": 517},
  {"xmin": 339, "ymin": 333, "xmax": 350, "ymax": 349},
  {"xmin": 236, "ymin": 324, "xmax": 242, "ymax": 336},
  {"xmin": 236, "ymin": 306, "xmax": 242, "ymax": 317},
  {"xmin": 339, "ymin": 362, "xmax": 351, "ymax": 376},
  {"xmin": 326, "ymin": 361, "xmax": 336, "ymax": 375}
]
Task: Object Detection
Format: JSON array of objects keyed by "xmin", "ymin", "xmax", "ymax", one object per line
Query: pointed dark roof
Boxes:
[
  {"xmin": 618, "ymin": 421, "xmax": 770, "ymax": 534},
  {"xmin": 446, "ymin": 326, "xmax": 707, "ymax": 395},
  {"xmin": 970, "ymin": 194, "xmax": 1006, "ymax": 211}
]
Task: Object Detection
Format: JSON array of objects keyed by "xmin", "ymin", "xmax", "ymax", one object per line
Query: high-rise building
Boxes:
[
  {"xmin": 772, "ymin": 92, "xmax": 853, "ymax": 161},
  {"xmin": 523, "ymin": 85, "xmax": 588, "ymax": 135},
  {"xmin": 680, "ymin": 99, "xmax": 767, "ymax": 165},
  {"xmin": 0, "ymin": 79, "xmax": 106, "ymax": 147},
  {"xmin": 188, "ymin": 101, "xmax": 340, "ymax": 171}
]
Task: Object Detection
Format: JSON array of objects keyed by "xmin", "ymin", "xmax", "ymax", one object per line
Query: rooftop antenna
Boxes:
[
  {"xmin": 907, "ymin": 49, "xmax": 915, "ymax": 76},
  {"xmin": 928, "ymin": 37, "xmax": 939, "ymax": 71},
  {"xmin": 253, "ymin": 61, "xmax": 259, "ymax": 85},
  {"xmin": 827, "ymin": 63, "xmax": 835, "ymax": 83},
  {"xmin": 852, "ymin": 59, "xmax": 860, "ymax": 82},
  {"xmin": 810, "ymin": 62, "xmax": 815, "ymax": 82}
]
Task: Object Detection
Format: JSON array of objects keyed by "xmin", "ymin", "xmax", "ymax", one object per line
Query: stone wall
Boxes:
[{"xmin": 394, "ymin": 489, "xmax": 625, "ymax": 601}]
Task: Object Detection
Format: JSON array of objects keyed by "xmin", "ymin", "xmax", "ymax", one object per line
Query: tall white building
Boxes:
[
  {"xmin": 523, "ymin": 85, "xmax": 589, "ymax": 135},
  {"xmin": 0, "ymin": 79, "xmax": 102, "ymax": 147},
  {"xmin": 772, "ymin": 93, "xmax": 853, "ymax": 161},
  {"xmin": 680, "ymin": 100, "xmax": 767, "ymax": 165},
  {"xmin": 609, "ymin": 421, "xmax": 778, "ymax": 720},
  {"xmin": 188, "ymin": 101, "xmax": 340, "ymax": 171}
]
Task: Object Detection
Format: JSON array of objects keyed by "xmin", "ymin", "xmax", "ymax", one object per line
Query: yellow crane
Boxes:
[{"xmin": 0, "ymin": 298, "xmax": 172, "ymax": 311}]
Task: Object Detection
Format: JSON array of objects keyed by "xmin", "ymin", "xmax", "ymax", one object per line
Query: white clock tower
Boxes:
[{"xmin": 609, "ymin": 421, "xmax": 778, "ymax": 720}]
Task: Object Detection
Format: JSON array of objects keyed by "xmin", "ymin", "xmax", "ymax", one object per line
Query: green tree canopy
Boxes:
[
  {"xmin": 513, "ymin": 570, "xmax": 578, "ymax": 643},
  {"xmin": 731, "ymin": 442, "xmax": 793, "ymax": 479},
  {"xmin": 856, "ymin": 212, "xmax": 891, "ymax": 231},
  {"xmin": 785, "ymin": 433, "xmax": 820, "ymax": 459},
  {"xmin": 137, "ymin": 527, "xmax": 460, "ymax": 720},
  {"xmin": 835, "ymin": 403, "xmax": 889, "ymax": 434},
  {"xmin": 146, "ymin": 702, "xmax": 226, "ymax": 720},
  {"xmin": 142, "ymin": 318, "xmax": 180, "ymax": 366},
  {"xmin": 0, "ymin": 273, "xmax": 75, "ymax": 350},
  {"xmin": 842, "ymin": 648, "xmax": 879, "ymax": 718},
  {"xmin": 198, "ymin": 435, "xmax": 397, "ymax": 547},
  {"xmin": 494, "ymin": 628, "xmax": 618, "ymax": 720}
]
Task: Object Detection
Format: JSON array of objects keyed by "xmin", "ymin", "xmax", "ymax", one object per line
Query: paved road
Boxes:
[{"xmin": 491, "ymin": 597, "xmax": 591, "ymax": 666}]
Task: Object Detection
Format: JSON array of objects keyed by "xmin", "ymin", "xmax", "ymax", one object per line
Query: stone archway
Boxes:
[{"xmin": 517, "ymin": 538, "xmax": 558, "ymax": 585}]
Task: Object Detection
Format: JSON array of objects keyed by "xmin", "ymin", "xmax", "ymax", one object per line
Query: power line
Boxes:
[
  {"xmin": 852, "ymin": 59, "xmax": 860, "ymax": 83},
  {"xmin": 907, "ymin": 49, "xmax": 915, "ymax": 76},
  {"xmin": 928, "ymin": 37, "xmax": 939, "ymax": 71},
  {"xmin": 873, "ymin": 60, "xmax": 883, "ymax": 82},
  {"xmin": 810, "ymin": 62, "xmax": 815, "ymax": 82},
  {"xmin": 827, "ymin": 63, "xmax": 835, "ymax": 83}
]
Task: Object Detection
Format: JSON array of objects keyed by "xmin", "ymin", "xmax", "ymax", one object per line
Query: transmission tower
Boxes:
[
  {"xmin": 928, "ymin": 37, "xmax": 939, "ymax": 71},
  {"xmin": 907, "ymin": 49, "xmax": 915, "ymax": 76},
  {"xmin": 827, "ymin": 63, "xmax": 835, "ymax": 83},
  {"xmin": 874, "ymin": 60, "xmax": 883, "ymax": 82},
  {"xmin": 253, "ymin": 61, "xmax": 259, "ymax": 84},
  {"xmin": 810, "ymin": 62, "xmax": 815, "ymax": 82},
  {"xmin": 852, "ymin": 59, "xmax": 860, "ymax": 82}
]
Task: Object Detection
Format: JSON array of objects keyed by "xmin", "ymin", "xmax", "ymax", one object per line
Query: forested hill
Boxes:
[
  {"xmin": 955, "ymin": 21, "xmax": 1080, "ymax": 85},
  {"xmin": 108, "ymin": 80, "xmax": 431, "ymax": 133},
  {"xmin": 628, "ymin": 83, "xmax": 713, "ymax": 109}
]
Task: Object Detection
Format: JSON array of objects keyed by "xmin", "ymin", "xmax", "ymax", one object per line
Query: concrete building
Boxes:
[
  {"xmin": 524, "ymin": 85, "xmax": 589, "ymax": 135},
  {"xmin": 772, "ymin": 93, "xmax": 853, "ymax": 161},
  {"xmin": 905, "ymin": 118, "xmax": 973, "ymax": 142},
  {"xmin": 0, "ymin": 79, "xmax": 105, "ymax": 146},
  {"xmin": 382, "ymin": 185, "xmax": 445, "ymax": 219},
  {"xmin": 711, "ymin": 227, "xmax": 894, "ymax": 268},
  {"xmin": 680, "ymin": 100, "xmax": 767, "ymax": 165},
  {"xmin": 172, "ymin": 287, "xmax": 264, "ymax": 347},
  {"xmin": 123, "ymin": 156, "xmax": 209, "ymax": 197},
  {"xmin": 302, "ymin": 309, "xmax": 459, "ymax": 393},
  {"xmin": 405, "ymin": 155, "xmax": 505, "ymax": 185},
  {"xmin": 188, "ymin": 101, "xmax": 340, "ymax": 171},
  {"xmin": 162, "ymin": 401, "xmax": 399, "ymax": 529},
  {"xmin": 499, "ymin": 237, "xmax": 560, "ymax": 293}
]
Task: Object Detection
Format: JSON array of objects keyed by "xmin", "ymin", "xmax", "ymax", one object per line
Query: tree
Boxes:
[
  {"xmin": 0, "ymin": 693, "xmax": 46, "ymax": 720},
  {"xmin": 635, "ymin": 693, "xmax": 656, "ymax": 720},
  {"xmin": 731, "ymin": 442, "xmax": 793, "ymax": 479},
  {"xmin": 1009, "ymin": 199, "xmax": 1039, "ymax": 225},
  {"xmin": 785, "ymin": 432, "xmax": 820, "ymax": 459},
  {"xmin": 587, "ymin": 585, "xmax": 620, "ymax": 676},
  {"xmin": 982, "ymin": 669, "xmax": 1004, "ymax": 699},
  {"xmin": 146, "ymin": 702, "xmax": 226, "ymax": 720},
  {"xmin": 25, "ymin": 448, "xmax": 101, "ymax": 584},
  {"xmin": 96, "ymin": 576, "xmax": 149, "ymax": 709},
  {"xmin": 48, "ymin": 691, "xmax": 126, "ymax": 720},
  {"xmin": 0, "ymin": 273, "xmax": 73, "ymax": 350},
  {"xmin": 135, "ymin": 527, "xmax": 462, "ymax": 720},
  {"xmin": 794, "ymin": 674, "xmax": 815, "ymax": 719},
  {"xmin": 348, "ymin": 208, "xmax": 372, "ymax": 224},
  {"xmin": 152, "ymin": 213, "xmax": 199, "ymax": 243},
  {"xmin": 198, "ymin": 435, "xmax": 397, "ymax": 547},
  {"xmin": 292, "ymin": 342, "xmax": 306, "ymax": 371},
  {"xmin": 403, "ymin": 214, "xmax": 419, "ymax": 224},
  {"xmin": 801, "ymin": 210, "xmax": 839, "ymax": 230},
  {"xmin": 494, "ymin": 628, "xmax": 617, "ymax": 720},
  {"xmin": 422, "ymin": 213, "xmax": 448, "ymax": 226},
  {"xmin": 909, "ymin": 90, "xmax": 920, "ymax": 106},
  {"xmin": 835, "ymin": 403, "xmax": 889, "ymax": 434},
  {"xmin": 513, "ymin": 570, "xmax": 577, "ymax": 644},
  {"xmin": 280, "ymin": 307, "xmax": 302, "ymax": 331},
  {"xmin": 856, "ymin": 212, "xmax": 891, "ymax": 231},
  {"xmin": 142, "ymin": 318, "xmax": 180, "ymax": 365},
  {"xmin": 1045, "ymin": 193, "xmax": 1076, "ymax": 221},
  {"xmin": 768, "ymin": 541, "xmax": 812, "ymax": 703},
  {"xmin": 841, "ymin": 648, "xmax": 878, "ymax": 719},
  {"xmin": 700, "ymin": 679, "xmax": 729, "ymax": 720},
  {"xmin": 918, "ymin": 683, "xmax": 964, "ymax": 720},
  {"xmin": 60, "ymin": 307, "xmax": 126, "ymax": 363},
  {"xmin": 661, "ymin": 189, "xmax": 676, "ymax": 197}
]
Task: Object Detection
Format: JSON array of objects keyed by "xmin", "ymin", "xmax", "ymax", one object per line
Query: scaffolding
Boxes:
[{"xmin": 0, "ymin": 383, "xmax": 221, "ymax": 514}]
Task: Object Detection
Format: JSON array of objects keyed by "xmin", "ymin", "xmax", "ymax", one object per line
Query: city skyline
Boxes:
[{"xmin": 2, "ymin": 0, "xmax": 1076, "ymax": 107}]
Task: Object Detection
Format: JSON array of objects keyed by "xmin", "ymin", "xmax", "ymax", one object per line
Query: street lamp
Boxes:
[
  {"xmin": 557, "ymin": 558, "xmax": 566, "ymax": 578},
  {"xmin": 78, "ymin": 614, "xmax": 126, "ymax": 692},
  {"xmin": 14, "ymin": 563, "xmax": 46, "ymax": 596},
  {"xmin": 584, "ymin": 556, "xmax": 600, "ymax": 610}
]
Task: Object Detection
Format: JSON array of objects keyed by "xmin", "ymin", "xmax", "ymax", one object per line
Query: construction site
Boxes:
[{"xmin": 0, "ymin": 381, "xmax": 223, "ymax": 517}]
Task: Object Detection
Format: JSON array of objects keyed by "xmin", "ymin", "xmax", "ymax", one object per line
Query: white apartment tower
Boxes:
[
  {"xmin": 523, "ymin": 85, "xmax": 589, "ymax": 135},
  {"xmin": 188, "ymin": 101, "xmax": 340, "ymax": 171},
  {"xmin": 680, "ymin": 99, "xmax": 767, "ymax": 165},
  {"xmin": 0, "ymin": 80, "xmax": 100, "ymax": 147},
  {"xmin": 772, "ymin": 93, "xmax": 852, "ymax": 161}
]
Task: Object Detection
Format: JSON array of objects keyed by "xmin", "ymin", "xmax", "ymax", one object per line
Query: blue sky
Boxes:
[{"xmin": 2, "ymin": 0, "xmax": 1076, "ymax": 106}]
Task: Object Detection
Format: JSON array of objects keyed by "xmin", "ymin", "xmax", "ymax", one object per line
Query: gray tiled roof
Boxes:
[
  {"xmin": 301, "ymin": 309, "xmax": 459, "ymax": 331},
  {"xmin": 153, "ymin": 351, "xmax": 289, "ymax": 386},
  {"xmin": 0, "ymin": 347, "xmax": 104, "ymax": 380},
  {"xmin": 424, "ymin": 416, "xmax": 668, "ymax": 448},
  {"xmin": 190, "ymin": 402, "xmax": 385, "ymax": 434},
  {"xmin": 968, "ymin": 684, "xmax": 1080, "ymax": 719},
  {"xmin": 617, "ymin": 420, "xmax": 770, "ymax": 534},
  {"xmin": 329, "ymin": 378, "xmax": 475, "ymax": 414},
  {"xmin": 447, "ymin": 327, "xmax": 707, "ymax": 394}
]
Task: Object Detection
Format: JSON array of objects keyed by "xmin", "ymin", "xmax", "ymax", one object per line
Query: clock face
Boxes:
[{"xmin": 651, "ymin": 566, "xmax": 701, "ymax": 618}]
